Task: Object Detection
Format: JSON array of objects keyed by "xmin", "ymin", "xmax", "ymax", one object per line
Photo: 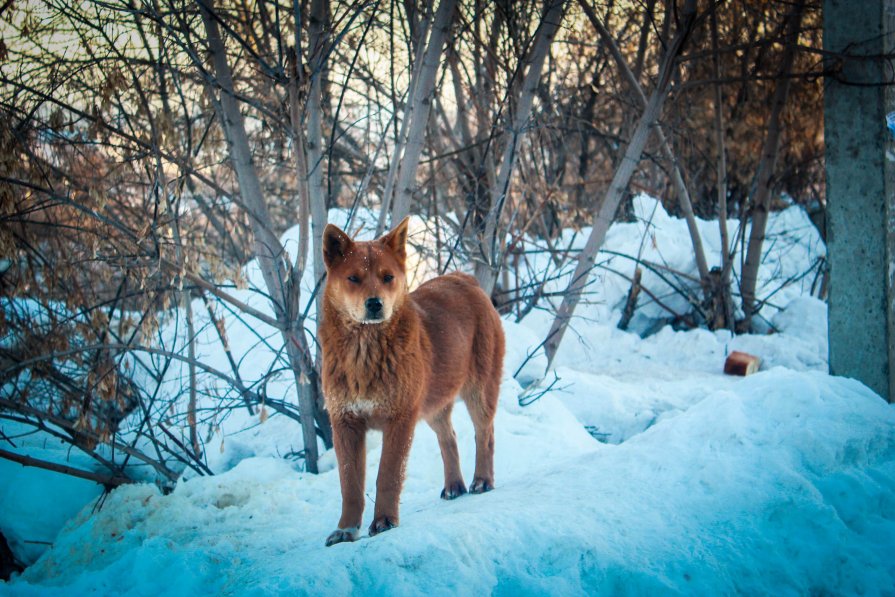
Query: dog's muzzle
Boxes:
[{"xmin": 364, "ymin": 297, "xmax": 384, "ymax": 321}]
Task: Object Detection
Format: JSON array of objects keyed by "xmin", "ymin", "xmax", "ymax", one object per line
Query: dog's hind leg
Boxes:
[
  {"xmin": 462, "ymin": 380, "xmax": 498, "ymax": 494},
  {"xmin": 426, "ymin": 404, "xmax": 467, "ymax": 500}
]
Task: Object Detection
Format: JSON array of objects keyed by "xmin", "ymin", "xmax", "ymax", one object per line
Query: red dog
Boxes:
[{"xmin": 319, "ymin": 217, "xmax": 505, "ymax": 546}]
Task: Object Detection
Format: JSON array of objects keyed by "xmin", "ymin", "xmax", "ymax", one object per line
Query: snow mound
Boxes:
[
  {"xmin": 0, "ymin": 445, "xmax": 103, "ymax": 566},
  {"xmin": 4, "ymin": 370, "xmax": 894, "ymax": 596},
  {"xmin": 548, "ymin": 294, "xmax": 831, "ymax": 443},
  {"xmin": 518, "ymin": 194, "xmax": 825, "ymax": 337}
]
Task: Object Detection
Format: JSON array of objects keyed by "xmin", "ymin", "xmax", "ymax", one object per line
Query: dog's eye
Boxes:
[
  {"xmin": 347, "ymin": 275, "xmax": 360, "ymax": 284},
  {"xmin": 383, "ymin": 274, "xmax": 394, "ymax": 283}
]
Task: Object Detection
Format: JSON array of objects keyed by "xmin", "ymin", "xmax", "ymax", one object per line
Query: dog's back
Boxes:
[{"xmin": 410, "ymin": 272, "xmax": 504, "ymax": 419}]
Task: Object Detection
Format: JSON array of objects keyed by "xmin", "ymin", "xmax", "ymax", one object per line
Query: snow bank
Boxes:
[
  {"xmin": 542, "ymin": 294, "xmax": 831, "ymax": 443},
  {"xmin": 0, "ymin": 439, "xmax": 102, "ymax": 566},
  {"xmin": 514, "ymin": 194, "xmax": 825, "ymax": 336},
  {"xmin": 0, "ymin": 417, "xmax": 109, "ymax": 567},
  {"xmin": 3, "ymin": 370, "xmax": 893, "ymax": 596}
]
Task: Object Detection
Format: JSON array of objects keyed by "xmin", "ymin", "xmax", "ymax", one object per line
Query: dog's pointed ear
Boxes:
[
  {"xmin": 322, "ymin": 224, "xmax": 353, "ymax": 270},
  {"xmin": 380, "ymin": 216, "xmax": 410, "ymax": 265}
]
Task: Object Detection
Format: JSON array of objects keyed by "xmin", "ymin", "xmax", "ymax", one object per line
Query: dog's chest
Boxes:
[
  {"xmin": 340, "ymin": 397, "xmax": 379, "ymax": 416},
  {"xmin": 320, "ymin": 313, "xmax": 427, "ymax": 421},
  {"xmin": 326, "ymin": 388, "xmax": 400, "ymax": 422},
  {"xmin": 322, "ymin": 343, "xmax": 408, "ymax": 418}
]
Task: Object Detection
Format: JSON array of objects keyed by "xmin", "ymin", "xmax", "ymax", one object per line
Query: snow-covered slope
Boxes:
[
  {"xmin": 3, "ymin": 200, "xmax": 894, "ymax": 595},
  {"xmin": 3, "ymin": 368, "xmax": 893, "ymax": 596}
]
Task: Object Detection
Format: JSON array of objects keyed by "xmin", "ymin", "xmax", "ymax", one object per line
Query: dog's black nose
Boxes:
[{"xmin": 365, "ymin": 297, "xmax": 383, "ymax": 315}]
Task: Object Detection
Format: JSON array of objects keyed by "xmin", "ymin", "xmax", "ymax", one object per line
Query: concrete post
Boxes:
[{"xmin": 824, "ymin": 0, "xmax": 895, "ymax": 401}]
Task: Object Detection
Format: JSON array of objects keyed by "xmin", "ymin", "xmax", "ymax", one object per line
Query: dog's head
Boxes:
[{"xmin": 322, "ymin": 217, "xmax": 410, "ymax": 325}]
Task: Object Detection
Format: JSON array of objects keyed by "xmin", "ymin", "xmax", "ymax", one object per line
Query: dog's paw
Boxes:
[
  {"xmin": 368, "ymin": 516, "xmax": 398, "ymax": 537},
  {"xmin": 469, "ymin": 477, "xmax": 494, "ymax": 494},
  {"xmin": 325, "ymin": 526, "xmax": 360, "ymax": 547},
  {"xmin": 440, "ymin": 480, "xmax": 468, "ymax": 500}
]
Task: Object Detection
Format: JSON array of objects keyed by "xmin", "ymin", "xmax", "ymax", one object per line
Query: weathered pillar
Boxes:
[{"xmin": 824, "ymin": 0, "xmax": 895, "ymax": 401}]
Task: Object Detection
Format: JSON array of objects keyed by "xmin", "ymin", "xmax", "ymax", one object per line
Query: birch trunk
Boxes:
[
  {"xmin": 305, "ymin": 0, "xmax": 334, "ymax": 447},
  {"xmin": 376, "ymin": 4, "xmax": 432, "ymax": 236},
  {"xmin": 198, "ymin": 2, "xmax": 288, "ymax": 317},
  {"xmin": 542, "ymin": 0, "xmax": 698, "ymax": 369}
]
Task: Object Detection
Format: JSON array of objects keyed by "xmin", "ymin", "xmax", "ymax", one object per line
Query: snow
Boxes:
[
  {"xmin": 542, "ymin": 296, "xmax": 831, "ymax": 444},
  {"xmin": 3, "ymin": 199, "xmax": 895, "ymax": 595},
  {"xmin": 513, "ymin": 193, "xmax": 826, "ymax": 336},
  {"xmin": 3, "ymin": 368, "xmax": 893, "ymax": 596},
  {"xmin": 0, "ymin": 446, "xmax": 103, "ymax": 565}
]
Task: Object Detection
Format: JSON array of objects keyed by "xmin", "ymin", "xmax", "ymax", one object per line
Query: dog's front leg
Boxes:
[
  {"xmin": 369, "ymin": 414, "xmax": 415, "ymax": 536},
  {"xmin": 325, "ymin": 415, "xmax": 366, "ymax": 547}
]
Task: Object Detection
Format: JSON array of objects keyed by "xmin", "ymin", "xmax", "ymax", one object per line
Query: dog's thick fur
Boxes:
[{"xmin": 319, "ymin": 217, "xmax": 505, "ymax": 546}]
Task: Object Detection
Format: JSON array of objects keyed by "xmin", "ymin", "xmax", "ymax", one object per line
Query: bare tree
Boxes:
[
  {"xmin": 543, "ymin": 0, "xmax": 699, "ymax": 369},
  {"xmin": 473, "ymin": 0, "xmax": 567, "ymax": 296},
  {"xmin": 739, "ymin": 0, "xmax": 806, "ymax": 331},
  {"xmin": 0, "ymin": 0, "xmax": 828, "ymax": 489},
  {"xmin": 577, "ymin": 0, "xmax": 714, "ymax": 322},
  {"xmin": 387, "ymin": 0, "xmax": 458, "ymax": 227}
]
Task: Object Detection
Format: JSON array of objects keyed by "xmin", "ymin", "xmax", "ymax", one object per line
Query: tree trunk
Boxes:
[
  {"xmin": 198, "ymin": 0, "xmax": 324, "ymax": 472},
  {"xmin": 542, "ymin": 0, "xmax": 698, "ymax": 369},
  {"xmin": 307, "ymin": 0, "xmax": 329, "ymax": 317},
  {"xmin": 578, "ymin": 0, "xmax": 709, "ymax": 289},
  {"xmin": 305, "ymin": 0, "xmax": 334, "ymax": 447},
  {"xmin": 711, "ymin": 7, "xmax": 736, "ymax": 333},
  {"xmin": 288, "ymin": 46, "xmax": 311, "ymax": 292},
  {"xmin": 389, "ymin": 0, "xmax": 458, "ymax": 224},
  {"xmin": 376, "ymin": 3, "xmax": 432, "ymax": 236},
  {"xmin": 739, "ymin": 0, "xmax": 806, "ymax": 331},
  {"xmin": 282, "ymin": 107, "xmax": 334, "ymax": 456},
  {"xmin": 185, "ymin": 292, "xmax": 200, "ymax": 458},
  {"xmin": 617, "ymin": 267, "xmax": 643, "ymax": 331},
  {"xmin": 474, "ymin": 0, "xmax": 566, "ymax": 297}
]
